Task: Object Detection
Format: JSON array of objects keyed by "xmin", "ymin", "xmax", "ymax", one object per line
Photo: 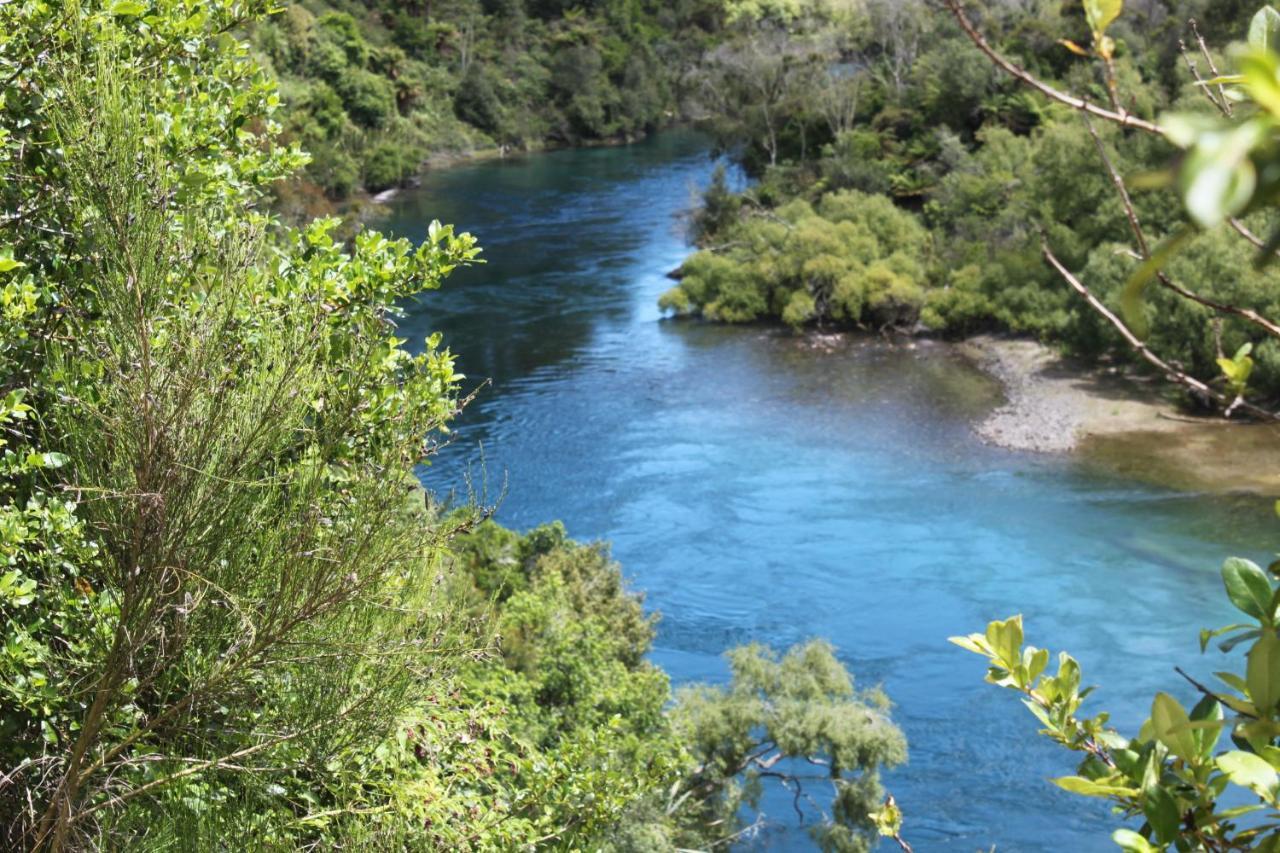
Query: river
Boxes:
[{"xmin": 379, "ymin": 130, "xmax": 1277, "ymax": 851}]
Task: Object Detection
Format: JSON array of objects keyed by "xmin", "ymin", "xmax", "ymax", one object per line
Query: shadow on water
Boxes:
[{"xmin": 374, "ymin": 131, "xmax": 1280, "ymax": 852}]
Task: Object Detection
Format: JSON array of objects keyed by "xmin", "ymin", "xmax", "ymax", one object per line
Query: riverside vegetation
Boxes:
[
  {"xmin": 0, "ymin": 1, "xmax": 905, "ymax": 850},
  {"xmin": 249, "ymin": 0, "xmax": 728, "ymax": 213},
  {"xmin": 8, "ymin": 0, "xmax": 1280, "ymax": 851},
  {"xmin": 894, "ymin": 1, "xmax": 1280, "ymax": 851},
  {"xmin": 660, "ymin": 0, "xmax": 1280, "ymax": 409}
]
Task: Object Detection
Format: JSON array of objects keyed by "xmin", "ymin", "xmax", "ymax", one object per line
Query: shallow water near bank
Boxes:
[{"xmin": 378, "ymin": 130, "xmax": 1280, "ymax": 851}]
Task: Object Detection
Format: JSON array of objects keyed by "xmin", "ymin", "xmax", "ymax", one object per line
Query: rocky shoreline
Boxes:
[{"xmin": 960, "ymin": 335, "xmax": 1280, "ymax": 494}]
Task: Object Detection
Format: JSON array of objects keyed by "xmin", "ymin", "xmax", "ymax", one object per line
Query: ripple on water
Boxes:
[{"xmin": 378, "ymin": 131, "xmax": 1280, "ymax": 851}]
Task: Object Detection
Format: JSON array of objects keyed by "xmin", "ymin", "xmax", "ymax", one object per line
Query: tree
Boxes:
[
  {"xmin": 698, "ymin": 27, "xmax": 828, "ymax": 167},
  {"xmin": 0, "ymin": 3, "xmax": 483, "ymax": 847},
  {"xmin": 938, "ymin": 1, "xmax": 1280, "ymax": 849},
  {"xmin": 952, "ymin": 559, "xmax": 1280, "ymax": 852},
  {"xmin": 671, "ymin": 641, "xmax": 907, "ymax": 852}
]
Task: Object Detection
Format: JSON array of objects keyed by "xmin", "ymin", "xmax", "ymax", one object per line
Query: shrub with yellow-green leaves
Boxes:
[{"xmin": 661, "ymin": 190, "xmax": 932, "ymax": 330}]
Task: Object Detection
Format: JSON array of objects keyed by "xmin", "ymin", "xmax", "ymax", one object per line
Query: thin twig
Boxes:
[
  {"xmin": 1175, "ymin": 666, "xmax": 1255, "ymax": 719},
  {"xmin": 1043, "ymin": 245, "xmax": 1280, "ymax": 421},
  {"xmin": 1190, "ymin": 20, "xmax": 1231, "ymax": 117},
  {"xmin": 1179, "ymin": 40, "xmax": 1229, "ymax": 117},
  {"xmin": 1082, "ymin": 113, "xmax": 1280, "ymax": 341},
  {"xmin": 939, "ymin": 0, "xmax": 1161, "ymax": 134}
]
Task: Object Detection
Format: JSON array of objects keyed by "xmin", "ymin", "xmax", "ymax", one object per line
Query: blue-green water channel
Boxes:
[{"xmin": 380, "ymin": 130, "xmax": 1278, "ymax": 851}]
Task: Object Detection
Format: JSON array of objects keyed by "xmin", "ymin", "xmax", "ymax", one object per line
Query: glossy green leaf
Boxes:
[
  {"xmin": 1053, "ymin": 775, "xmax": 1140, "ymax": 798},
  {"xmin": 1217, "ymin": 750, "xmax": 1279, "ymax": 800},
  {"xmin": 948, "ymin": 633, "xmax": 990, "ymax": 656},
  {"xmin": 1201, "ymin": 625, "xmax": 1253, "ymax": 653},
  {"xmin": 1150, "ymin": 692, "xmax": 1199, "ymax": 762},
  {"xmin": 1083, "ymin": 0, "xmax": 1123, "ymax": 34},
  {"xmin": 1223, "ymin": 557, "xmax": 1275, "ymax": 623},
  {"xmin": 1143, "ymin": 784, "xmax": 1181, "ymax": 845},
  {"xmin": 1190, "ymin": 694, "xmax": 1225, "ymax": 759},
  {"xmin": 1112, "ymin": 828, "xmax": 1157, "ymax": 852},
  {"xmin": 1243, "ymin": 51, "xmax": 1280, "ymax": 117},
  {"xmin": 1217, "ymin": 670, "xmax": 1251, "ymax": 694},
  {"xmin": 1248, "ymin": 633, "xmax": 1280, "ymax": 713},
  {"xmin": 985, "ymin": 615, "xmax": 1023, "ymax": 670}
]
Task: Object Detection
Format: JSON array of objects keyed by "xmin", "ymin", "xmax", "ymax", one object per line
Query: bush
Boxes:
[
  {"xmin": 662, "ymin": 190, "xmax": 931, "ymax": 330},
  {"xmin": 363, "ymin": 141, "xmax": 417, "ymax": 192},
  {"xmin": 335, "ymin": 68, "xmax": 398, "ymax": 128}
]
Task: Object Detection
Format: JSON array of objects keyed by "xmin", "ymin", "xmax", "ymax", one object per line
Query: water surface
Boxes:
[{"xmin": 380, "ymin": 131, "xmax": 1278, "ymax": 851}]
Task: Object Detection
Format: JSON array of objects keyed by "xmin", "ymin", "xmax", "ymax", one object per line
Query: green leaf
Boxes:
[
  {"xmin": 1083, "ymin": 0, "xmax": 1123, "ymax": 34},
  {"xmin": 1203, "ymin": 74, "xmax": 1247, "ymax": 86},
  {"xmin": 1150, "ymin": 692, "xmax": 1199, "ymax": 762},
  {"xmin": 1190, "ymin": 694, "xmax": 1225, "ymax": 759},
  {"xmin": 1142, "ymin": 784, "xmax": 1180, "ymax": 845},
  {"xmin": 40, "ymin": 452, "xmax": 68, "ymax": 469},
  {"xmin": 1052, "ymin": 776, "xmax": 1140, "ymax": 798},
  {"xmin": 1219, "ymin": 693, "xmax": 1260, "ymax": 717},
  {"xmin": 1251, "ymin": 6, "xmax": 1280, "ymax": 52},
  {"xmin": 1248, "ymin": 633, "xmax": 1280, "ymax": 713},
  {"xmin": 1217, "ymin": 670, "xmax": 1251, "ymax": 694},
  {"xmin": 0, "ymin": 245, "xmax": 24, "ymax": 273},
  {"xmin": 1162, "ymin": 112, "xmax": 1223, "ymax": 149},
  {"xmin": 1185, "ymin": 143, "xmax": 1256, "ymax": 227},
  {"xmin": 1026, "ymin": 646, "xmax": 1050, "ymax": 681},
  {"xmin": 1217, "ymin": 750, "xmax": 1279, "ymax": 800},
  {"xmin": 1242, "ymin": 50, "xmax": 1280, "ymax": 115},
  {"xmin": 985, "ymin": 615, "xmax": 1023, "ymax": 670},
  {"xmin": 1222, "ymin": 629, "xmax": 1263, "ymax": 653},
  {"xmin": 948, "ymin": 633, "xmax": 990, "ymax": 656},
  {"xmin": 1112, "ymin": 828, "xmax": 1157, "ymax": 852},
  {"xmin": 1224, "ymin": 557, "xmax": 1275, "ymax": 623},
  {"xmin": 1121, "ymin": 227, "xmax": 1194, "ymax": 337},
  {"xmin": 109, "ymin": 1, "xmax": 147, "ymax": 15},
  {"xmin": 1201, "ymin": 624, "xmax": 1253, "ymax": 652}
]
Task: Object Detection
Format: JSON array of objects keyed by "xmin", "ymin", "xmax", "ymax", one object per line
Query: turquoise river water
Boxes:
[{"xmin": 379, "ymin": 131, "xmax": 1279, "ymax": 851}]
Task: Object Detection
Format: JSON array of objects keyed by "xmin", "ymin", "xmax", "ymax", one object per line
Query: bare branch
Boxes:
[
  {"xmin": 939, "ymin": 0, "xmax": 1162, "ymax": 134},
  {"xmin": 1179, "ymin": 39, "xmax": 1229, "ymax": 117},
  {"xmin": 1081, "ymin": 113, "xmax": 1280, "ymax": 342},
  {"xmin": 1043, "ymin": 245, "xmax": 1280, "ymax": 421},
  {"xmin": 1190, "ymin": 19, "xmax": 1231, "ymax": 117}
]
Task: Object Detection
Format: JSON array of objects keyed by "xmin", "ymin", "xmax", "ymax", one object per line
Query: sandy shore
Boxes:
[{"xmin": 961, "ymin": 335, "xmax": 1280, "ymax": 494}]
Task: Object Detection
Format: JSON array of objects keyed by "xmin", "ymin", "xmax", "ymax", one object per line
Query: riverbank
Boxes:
[{"xmin": 962, "ymin": 335, "xmax": 1280, "ymax": 494}]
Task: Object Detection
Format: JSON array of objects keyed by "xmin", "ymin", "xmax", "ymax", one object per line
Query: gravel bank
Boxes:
[{"xmin": 960, "ymin": 335, "xmax": 1280, "ymax": 494}]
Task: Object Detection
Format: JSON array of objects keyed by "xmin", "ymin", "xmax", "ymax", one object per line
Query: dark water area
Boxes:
[{"xmin": 377, "ymin": 130, "xmax": 1279, "ymax": 851}]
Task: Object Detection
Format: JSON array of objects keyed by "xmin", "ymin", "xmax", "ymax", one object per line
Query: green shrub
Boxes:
[
  {"xmin": 663, "ymin": 190, "xmax": 931, "ymax": 330},
  {"xmin": 363, "ymin": 141, "xmax": 417, "ymax": 191},
  {"xmin": 335, "ymin": 68, "xmax": 397, "ymax": 128}
]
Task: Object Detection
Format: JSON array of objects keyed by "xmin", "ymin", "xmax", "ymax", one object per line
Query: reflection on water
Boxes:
[{"xmin": 377, "ymin": 131, "xmax": 1279, "ymax": 851}]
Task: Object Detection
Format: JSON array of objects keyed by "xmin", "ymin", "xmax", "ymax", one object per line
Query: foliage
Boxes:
[
  {"xmin": 257, "ymin": 0, "xmax": 728, "ymax": 202},
  {"xmin": 952, "ymin": 555, "xmax": 1280, "ymax": 851},
  {"xmin": 673, "ymin": 0, "xmax": 1280, "ymax": 407},
  {"xmin": 387, "ymin": 521, "xmax": 908, "ymax": 850},
  {"xmin": 0, "ymin": 0, "xmax": 493, "ymax": 847},
  {"xmin": 672, "ymin": 640, "xmax": 907, "ymax": 852},
  {"xmin": 936, "ymin": 0, "xmax": 1280, "ymax": 848},
  {"xmin": 662, "ymin": 190, "xmax": 931, "ymax": 329}
]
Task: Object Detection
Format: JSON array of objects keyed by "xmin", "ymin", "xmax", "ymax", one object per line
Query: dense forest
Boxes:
[
  {"xmin": 661, "ymin": 0, "xmax": 1280, "ymax": 405},
  {"xmin": 0, "ymin": 1, "xmax": 902, "ymax": 849},
  {"xmin": 251, "ymin": 0, "xmax": 726, "ymax": 213},
  {"xmin": 9, "ymin": 0, "xmax": 1280, "ymax": 850}
]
